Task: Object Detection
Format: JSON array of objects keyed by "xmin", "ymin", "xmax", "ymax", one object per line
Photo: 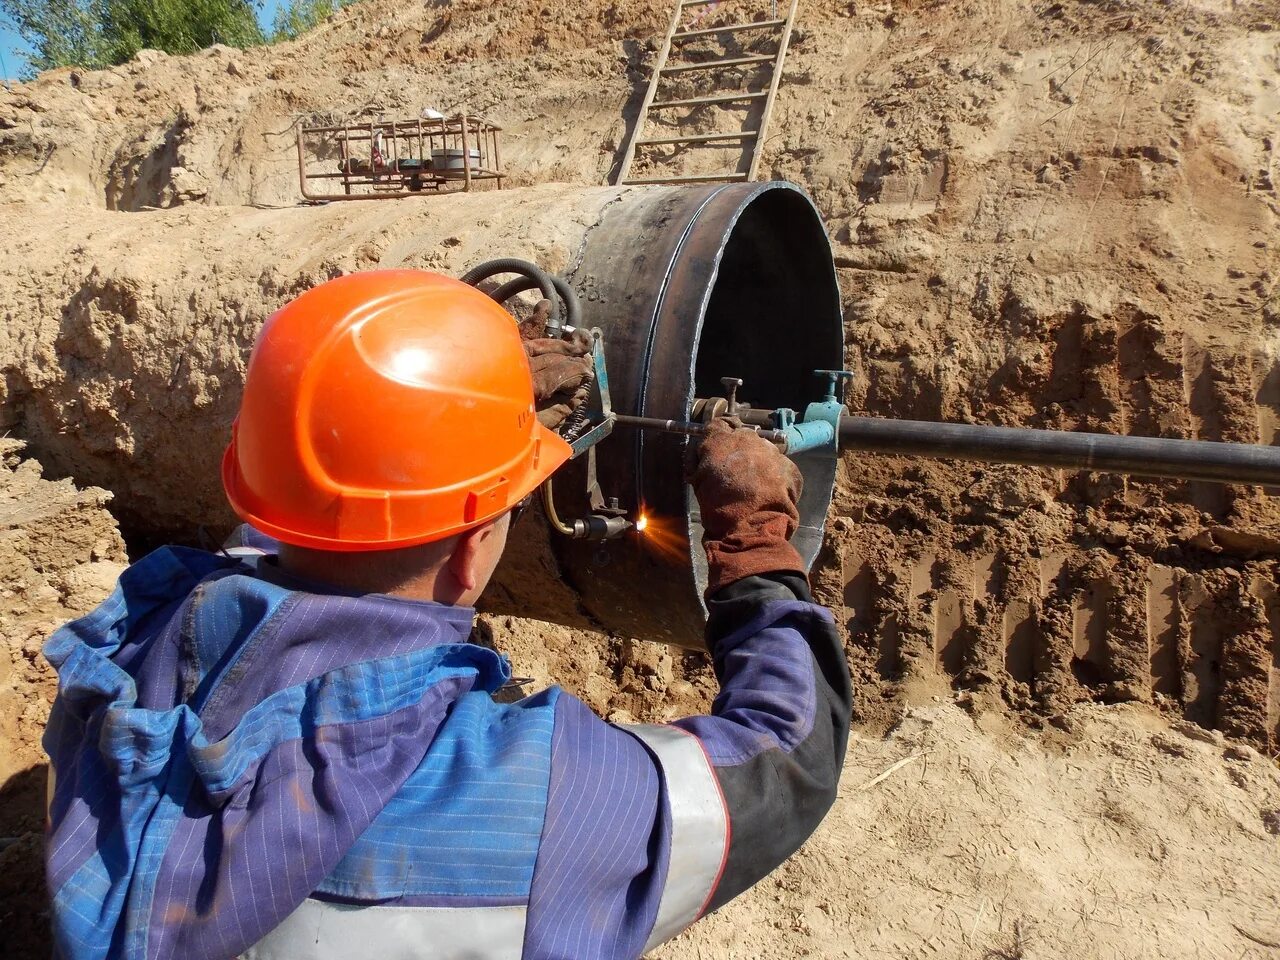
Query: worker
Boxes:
[{"xmin": 41, "ymin": 270, "xmax": 852, "ymax": 960}]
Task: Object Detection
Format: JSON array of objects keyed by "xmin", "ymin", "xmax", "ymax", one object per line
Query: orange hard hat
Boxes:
[{"xmin": 222, "ymin": 269, "xmax": 572, "ymax": 550}]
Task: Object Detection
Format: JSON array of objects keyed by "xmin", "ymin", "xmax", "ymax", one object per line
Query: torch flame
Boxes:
[{"xmin": 635, "ymin": 513, "xmax": 649, "ymax": 533}]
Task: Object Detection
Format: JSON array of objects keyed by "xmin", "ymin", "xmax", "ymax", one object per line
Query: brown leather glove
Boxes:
[
  {"xmin": 686, "ymin": 417, "xmax": 806, "ymax": 595},
  {"xmin": 522, "ymin": 318, "xmax": 593, "ymax": 430}
]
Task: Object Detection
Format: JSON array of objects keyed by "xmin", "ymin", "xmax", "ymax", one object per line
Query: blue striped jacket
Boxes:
[{"xmin": 43, "ymin": 543, "xmax": 850, "ymax": 959}]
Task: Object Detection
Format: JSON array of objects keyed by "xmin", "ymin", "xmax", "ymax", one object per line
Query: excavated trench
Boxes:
[
  {"xmin": 5, "ymin": 181, "xmax": 844, "ymax": 648},
  {"xmin": 2, "ymin": 180, "xmax": 1277, "ymax": 750}
]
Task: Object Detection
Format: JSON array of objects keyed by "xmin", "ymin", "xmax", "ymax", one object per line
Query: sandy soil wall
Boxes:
[
  {"xmin": 1, "ymin": 0, "xmax": 1279, "ymax": 955},
  {"xmin": 1, "ymin": 0, "xmax": 1276, "ymax": 748}
]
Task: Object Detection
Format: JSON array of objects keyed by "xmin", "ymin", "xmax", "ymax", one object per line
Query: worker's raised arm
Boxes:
[
  {"xmin": 667, "ymin": 419, "xmax": 851, "ymax": 912},
  {"xmin": 674, "ymin": 568, "xmax": 850, "ymax": 914},
  {"xmin": 524, "ymin": 421, "xmax": 850, "ymax": 957}
]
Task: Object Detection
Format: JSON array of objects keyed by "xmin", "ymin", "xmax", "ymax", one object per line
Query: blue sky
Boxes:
[{"xmin": 1, "ymin": 0, "xmax": 285, "ymax": 80}]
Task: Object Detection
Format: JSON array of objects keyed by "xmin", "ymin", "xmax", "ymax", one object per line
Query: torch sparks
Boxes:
[{"xmin": 635, "ymin": 513, "xmax": 649, "ymax": 533}]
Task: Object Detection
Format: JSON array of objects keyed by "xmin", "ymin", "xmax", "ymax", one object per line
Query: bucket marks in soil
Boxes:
[
  {"xmin": 1024, "ymin": 316, "xmax": 1279, "ymax": 511},
  {"xmin": 1146, "ymin": 565, "xmax": 1181, "ymax": 698},
  {"xmin": 840, "ymin": 322, "xmax": 1280, "ymax": 747},
  {"xmin": 839, "ymin": 545, "xmax": 1280, "ymax": 750},
  {"xmin": 1255, "ymin": 348, "xmax": 1280, "ymax": 497},
  {"xmin": 1116, "ymin": 319, "xmax": 1188, "ymax": 509},
  {"xmin": 1249, "ymin": 576, "xmax": 1280, "ymax": 749}
]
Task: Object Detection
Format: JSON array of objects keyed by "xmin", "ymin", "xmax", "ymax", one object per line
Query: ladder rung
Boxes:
[
  {"xmin": 661, "ymin": 54, "xmax": 775, "ymax": 74},
  {"xmin": 636, "ymin": 130, "xmax": 758, "ymax": 146},
  {"xmin": 651, "ymin": 91, "xmax": 768, "ymax": 109},
  {"xmin": 622, "ymin": 172, "xmax": 750, "ymax": 184},
  {"xmin": 672, "ymin": 19, "xmax": 786, "ymax": 41}
]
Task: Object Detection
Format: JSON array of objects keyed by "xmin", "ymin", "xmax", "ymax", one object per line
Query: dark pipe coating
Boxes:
[{"xmin": 836, "ymin": 416, "xmax": 1280, "ymax": 486}]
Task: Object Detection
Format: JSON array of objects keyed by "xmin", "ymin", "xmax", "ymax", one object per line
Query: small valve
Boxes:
[{"xmin": 813, "ymin": 369, "xmax": 855, "ymax": 404}]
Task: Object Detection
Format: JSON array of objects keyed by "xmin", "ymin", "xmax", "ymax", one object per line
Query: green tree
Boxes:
[
  {"xmin": 98, "ymin": 0, "xmax": 263, "ymax": 63},
  {"xmin": 1, "ymin": 0, "xmax": 266, "ymax": 77},
  {"xmin": 2, "ymin": 0, "xmax": 111, "ymax": 73},
  {"xmin": 270, "ymin": 0, "xmax": 350, "ymax": 42}
]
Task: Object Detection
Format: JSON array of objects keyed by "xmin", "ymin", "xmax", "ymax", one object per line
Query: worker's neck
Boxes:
[{"xmin": 276, "ymin": 541, "xmax": 464, "ymax": 606}]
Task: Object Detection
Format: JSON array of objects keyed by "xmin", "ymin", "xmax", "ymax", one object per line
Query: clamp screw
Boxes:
[{"xmin": 720, "ymin": 377, "xmax": 744, "ymax": 414}]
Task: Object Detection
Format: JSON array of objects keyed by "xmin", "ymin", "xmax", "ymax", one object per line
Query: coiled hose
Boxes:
[
  {"xmin": 488, "ymin": 274, "xmax": 583, "ymax": 331},
  {"xmin": 462, "ymin": 256, "xmax": 591, "ymax": 441},
  {"xmin": 459, "ymin": 258, "xmax": 565, "ymax": 335},
  {"xmin": 462, "ymin": 258, "xmax": 594, "ymax": 535}
]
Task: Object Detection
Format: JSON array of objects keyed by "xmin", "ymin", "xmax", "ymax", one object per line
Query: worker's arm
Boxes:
[
  {"xmin": 523, "ymin": 422, "xmax": 850, "ymax": 958},
  {"xmin": 677, "ymin": 568, "xmax": 850, "ymax": 912}
]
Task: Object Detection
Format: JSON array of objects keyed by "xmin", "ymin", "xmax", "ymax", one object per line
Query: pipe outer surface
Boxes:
[{"xmin": 549, "ymin": 181, "xmax": 844, "ymax": 647}]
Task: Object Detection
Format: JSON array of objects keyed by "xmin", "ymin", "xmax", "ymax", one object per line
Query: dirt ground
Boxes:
[
  {"xmin": 0, "ymin": 439, "xmax": 127, "ymax": 953},
  {"xmin": 0, "ymin": 0, "xmax": 1278, "ymax": 956},
  {"xmin": 654, "ymin": 702, "xmax": 1280, "ymax": 960}
]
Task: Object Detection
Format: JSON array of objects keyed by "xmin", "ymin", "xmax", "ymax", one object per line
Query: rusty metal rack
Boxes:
[{"xmin": 296, "ymin": 115, "xmax": 504, "ymax": 201}]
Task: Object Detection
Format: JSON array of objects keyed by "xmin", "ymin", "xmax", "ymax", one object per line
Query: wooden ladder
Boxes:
[{"xmin": 614, "ymin": 0, "xmax": 800, "ymax": 186}]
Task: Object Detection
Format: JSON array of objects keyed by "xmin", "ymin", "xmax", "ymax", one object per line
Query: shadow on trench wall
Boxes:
[{"xmin": 0, "ymin": 763, "xmax": 52, "ymax": 960}]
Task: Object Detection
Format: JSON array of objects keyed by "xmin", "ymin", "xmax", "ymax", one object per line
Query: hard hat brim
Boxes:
[{"xmin": 222, "ymin": 424, "xmax": 573, "ymax": 552}]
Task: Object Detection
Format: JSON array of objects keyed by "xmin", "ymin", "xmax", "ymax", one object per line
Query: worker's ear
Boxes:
[{"xmin": 447, "ymin": 519, "xmax": 500, "ymax": 592}]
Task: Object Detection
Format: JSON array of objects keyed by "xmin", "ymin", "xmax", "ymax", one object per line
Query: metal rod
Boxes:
[
  {"xmin": 301, "ymin": 117, "xmax": 501, "ymax": 137},
  {"xmin": 672, "ymin": 19, "xmax": 787, "ymax": 41},
  {"xmin": 612, "ymin": 414, "xmax": 707, "ymax": 435},
  {"xmin": 299, "ymin": 170, "xmax": 500, "ymax": 181},
  {"xmin": 661, "ymin": 54, "xmax": 776, "ymax": 74},
  {"xmin": 612, "ymin": 413, "xmax": 785, "ymax": 444},
  {"xmin": 837, "ymin": 416, "xmax": 1280, "ymax": 485},
  {"xmin": 651, "ymin": 91, "xmax": 769, "ymax": 109},
  {"xmin": 461, "ymin": 114, "xmax": 472, "ymax": 192},
  {"xmin": 492, "ymin": 124, "xmax": 503, "ymax": 189},
  {"xmin": 295, "ymin": 126, "xmax": 312, "ymax": 199}
]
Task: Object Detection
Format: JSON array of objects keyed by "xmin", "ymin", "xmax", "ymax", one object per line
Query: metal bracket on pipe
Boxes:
[
  {"xmin": 567, "ymin": 330, "xmax": 615, "ymax": 458},
  {"xmin": 550, "ymin": 328, "xmax": 635, "ymax": 540},
  {"xmin": 769, "ymin": 369, "xmax": 853, "ymax": 456}
]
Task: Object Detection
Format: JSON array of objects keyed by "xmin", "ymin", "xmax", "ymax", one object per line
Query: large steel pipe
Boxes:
[{"xmin": 550, "ymin": 182, "xmax": 843, "ymax": 646}]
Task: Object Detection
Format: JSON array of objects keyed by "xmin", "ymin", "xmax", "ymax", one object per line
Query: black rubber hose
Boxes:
[
  {"xmin": 489, "ymin": 274, "xmax": 583, "ymax": 331},
  {"xmin": 459, "ymin": 258, "xmax": 561, "ymax": 328}
]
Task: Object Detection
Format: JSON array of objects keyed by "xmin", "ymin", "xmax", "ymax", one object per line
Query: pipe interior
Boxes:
[
  {"xmin": 690, "ymin": 187, "xmax": 844, "ymax": 581},
  {"xmin": 694, "ymin": 189, "xmax": 844, "ymax": 415}
]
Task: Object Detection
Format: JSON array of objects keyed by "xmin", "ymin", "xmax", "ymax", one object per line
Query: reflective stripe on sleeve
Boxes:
[
  {"xmin": 222, "ymin": 547, "xmax": 267, "ymax": 560},
  {"xmin": 626, "ymin": 723, "xmax": 729, "ymax": 952},
  {"xmin": 241, "ymin": 899, "xmax": 526, "ymax": 960}
]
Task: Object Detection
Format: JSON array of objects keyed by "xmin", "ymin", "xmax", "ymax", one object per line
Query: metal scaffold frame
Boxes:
[{"xmin": 297, "ymin": 115, "xmax": 505, "ymax": 202}]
